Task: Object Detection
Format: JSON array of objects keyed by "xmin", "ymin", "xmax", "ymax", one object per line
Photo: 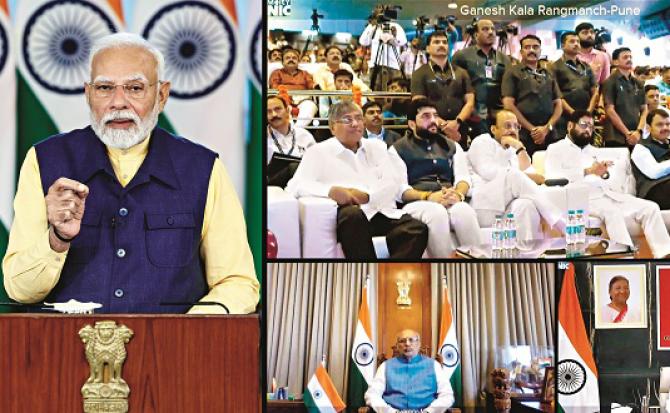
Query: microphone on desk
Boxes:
[{"xmin": 159, "ymin": 301, "xmax": 230, "ymax": 314}]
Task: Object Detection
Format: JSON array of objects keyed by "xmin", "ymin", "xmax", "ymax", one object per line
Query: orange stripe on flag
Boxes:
[
  {"xmin": 218, "ymin": 0, "xmax": 238, "ymax": 25},
  {"xmin": 0, "ymin": 0, "xmax": 7, "ymax": 16},
  {"xmin": 315, "ymin": 364, "xmax": 346, "ymax": 411},
  {"xmin": 439, "ymin": 286, "xmax": 453, "ymax": 344},
  {"xmin": 359, "ymin": 286, "xmax": 372, "ymax": 339},
  {"xmin": 559, "ymin": 263, "xmax": 598, "ymax": 376},
  {"xmin": 107, "ymin": 0, "xmax": 124, "ymax": 23}
]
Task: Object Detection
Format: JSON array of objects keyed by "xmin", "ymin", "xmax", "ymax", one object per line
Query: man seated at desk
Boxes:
[
  {"xmin": 365, "ymin": 329, "xmax": 454, "ymax": 413},
  {"xmin": 2, "ymin": 33, "xmax": 259, "ymax": 314}
]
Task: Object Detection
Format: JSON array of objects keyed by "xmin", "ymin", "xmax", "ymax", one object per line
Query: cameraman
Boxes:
[
  {"xmin": 452, "ymin": 19, "xmax": 512, "ymax": 139},
  {"xmin": 359, "ymin": 5, "xmax": 407, "ymax": 91}
]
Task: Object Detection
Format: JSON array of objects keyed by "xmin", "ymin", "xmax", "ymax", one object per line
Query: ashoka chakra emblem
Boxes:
[
  {"xmin": 355, "ymin": 342, "xmax": 374, "ymax": 366},
  {"xmin": 558, "ymin": 359, "xmax": 587, "ymax": 395}
]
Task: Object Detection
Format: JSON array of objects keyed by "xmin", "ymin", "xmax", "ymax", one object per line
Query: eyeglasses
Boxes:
[
  {"xmin": 502, "ymin": 122, "xmax": 522, "ymax": 131},
  {"xmin": 336, "ymin": 115, "xmax": 364, "ymax": 125},
  {"xmin": 397, "ymin": 336, "xmax": 420, "ymax": 344},
  {"xmin": 87, "ymin": 81, "xmax": 161, "ymax": 100},
  {"xmin": 576, "ymin": 120, "xmax": 595, "ymax": 130}
]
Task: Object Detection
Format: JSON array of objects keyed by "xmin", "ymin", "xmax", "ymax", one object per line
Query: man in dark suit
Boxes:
[{"xmin": 362, "ymin": 101, "xmax": 402, "ymax": 146}]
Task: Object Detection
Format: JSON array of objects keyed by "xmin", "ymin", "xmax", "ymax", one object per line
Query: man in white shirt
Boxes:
[
  {"xmin": 286, "ymin": 101, "xmax": 428, "ymax": 259},
  {"xmin": 468, "ymin": 110, "xmax": 563, "ymax": 241},
  {"xmin": 266, "ymin": 96, "xmax": 316, "ymax": 162},
  {"xmin": 631, "ymin": 108, "xmax": 670, "ymax": 209},
  {"xmin": 359, "ymin": 10, "xmax": 407, "ymax": 91},
  {"xmin": 545, "ymin": 110, "xmax": 670, "ymax": 258},
  {"xmin": 312, "ymin": 45, "xmax": 369, "ymax": 92},
  {"xmin": 365, "ymin": 329, "xmax": 454, "ymax": 413}
]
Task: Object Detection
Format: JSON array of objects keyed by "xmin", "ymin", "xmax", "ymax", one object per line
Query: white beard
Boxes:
[{"xmin": 90, "ymin": 102, "xmax": 160, "ymax": 150}]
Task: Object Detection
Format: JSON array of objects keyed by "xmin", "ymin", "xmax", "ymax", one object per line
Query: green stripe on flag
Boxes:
[
  {"xmin": 346, "ymin": 358, "xmax": 367, "ymax": 413},
  {"xmin": 0, "ymin": 222, "xmax": 10, "ymax": 312},
  {"xmin": 450, "ymin": 363, "xmax": 462, "ymax": 407},
  {"xmin": 16, "ymin": 70, "xmax": 58, "ymax": 166},
  {"xmin": 303, "ymin": 387, "xmax": 319, "ymax": 413},
  {"xmin": 157, "ymin": 112, "xmax": 176, "ymax": 134},
  {"xmin": 245, "ymin": 82, "xmax": 262, "ymax": 277}
]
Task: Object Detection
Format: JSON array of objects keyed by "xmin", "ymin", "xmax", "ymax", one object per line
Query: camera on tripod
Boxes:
[
  {"xmin": 496, "ymin": 24, "xmax": 519, "ymax": 40},
  {"xmin": 435, "ymin": 15, "xmax": 457, "ymax": 30},
  {"xmin": 369, "ymin": 4, "xmax": 402, "ymax": 31},
  {"xmin": 594, "ymin": 27, "xmax": 611, "ymax": 47}
]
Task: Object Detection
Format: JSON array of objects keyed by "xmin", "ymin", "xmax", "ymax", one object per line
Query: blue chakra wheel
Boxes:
[
  {"xmin": 250, "ymin": 19, "xmax": 262, "ymax": 86},
  {"xmin": 0, "ymin": 16, "xmax": 8, "ymax": 75},
  {"xmin": 557, "ymin": 358, "xmax": 587, "ymax": 395},
  {"xmin": 354, "ymin": 342, "xmax": 375, "ymax": 366},
  {"xmin": 22, "ymin": 0, "xmax": 118, "ymax": 95},
  {"xmin": 142, "ymin": 0, "xmax": 236, "ymax": 99},
  {"xmin": 439, "ymin": 343, "xmax": 460, "ymax": 368}
]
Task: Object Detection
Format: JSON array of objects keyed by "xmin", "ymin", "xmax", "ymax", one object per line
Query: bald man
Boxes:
[{"xmin": 365, "ymin": 329, "xmax": 454, "ymax": 413}]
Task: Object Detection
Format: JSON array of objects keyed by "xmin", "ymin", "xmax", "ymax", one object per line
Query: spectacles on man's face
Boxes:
[
  {"xmin": 88, "ymin": 81, "xmax": 160, "ymax": 100},
  {"xmin": 576, "ymin": 120, "xmax": 595, "ymax": 130},
  {"xmin": 397, "ymin": 336, "xmax": 420, "ymax": 344},
  {"xmin": 336, "ymin": 115, "xmax": 364, "ymax": 125},
  {"xmin": 501, "ymin": 121, "xmax": 522, "ymax": 131}
]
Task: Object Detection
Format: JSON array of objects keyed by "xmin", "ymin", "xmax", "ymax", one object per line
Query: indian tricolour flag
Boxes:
[
  {"xmin": 347, "ymin": 279, "xmax": 375, "ymax": 412},
  {"xmin": 131, "ymin": 0, "xmax": 246, "ymax": 199},
  {"xmin": 437, "ymin": 279, "xmax": 462, "ymax": 406},
  {"xmin": 15, "ymin": 0, "xmax": 124, "ymax": 162},
  {"xmin": 0, "ymin": 0, "xmax": 15, "ymax": 307},
  {"xmin": 304, "ymin": 362, "xmax": 346, "ymax": 413},
  {"xmin": 558, "ymin": 263, "xmax": 600, "ymax": 413},
  {"xmin": 244, "ymin": 0, "xmax": 262, "ymax": 273}
]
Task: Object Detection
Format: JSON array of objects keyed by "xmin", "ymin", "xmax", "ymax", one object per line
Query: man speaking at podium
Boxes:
[{"xmin": 2, "ymin": 33, "xmax": 259, "ymax": 314}]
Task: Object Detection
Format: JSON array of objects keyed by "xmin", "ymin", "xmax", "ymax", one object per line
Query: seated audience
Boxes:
[
  {"xmin": 269, "ymin": 48, "xmax": 318, "ymax": 127},
  {"xmin": 468, "ymin": 110, "xmax": 564, "ymax": 241},
  {"xmin": 391, "ymin": 98, "xmax": 483, "ymax": 256},
  {"xmin": 365, "ymin": 329, "xmax": 454, "ymax": 413},
  {"xmin": 362, "ymin": 101, "xmax": 402, "ymax": 146},
  {"xmin": 312, "ymin": 45, "xmax": 369, "ymax": 92},
  {"xmin": 286, "ymin": 101, "xmax": 428, "ymax": 259},
  {"xmin": 266, "ymin": 96, "xmax": 316, "ymax": 162},
  {"xmin": 631, "ymin": 109, "xmax": 670, "ymax": 209},
  {"xmin": 545, "ymin": 110, "xmax": 670, "ymax": 258}
]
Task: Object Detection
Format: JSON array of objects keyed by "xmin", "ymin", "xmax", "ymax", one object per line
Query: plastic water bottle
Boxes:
[
  {"xmin": 566, "ymin": 210, "xmax": 576, "ymax": 245},
  {"xmin": 576, "ymin": 209, "xmax": 586, "ymax": 244},
  {"xmin": 492, "ymin": 215, "xmax": 504, "ymax": 251},
  {"xmin": 503, "ymin": 213, "xmax": 517, "ymax": 250}
]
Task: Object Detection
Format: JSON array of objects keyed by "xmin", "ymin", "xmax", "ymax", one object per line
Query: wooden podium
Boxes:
[{"xmin": 0, "ymin": 314, "xmax": 260, "ymax": 412}]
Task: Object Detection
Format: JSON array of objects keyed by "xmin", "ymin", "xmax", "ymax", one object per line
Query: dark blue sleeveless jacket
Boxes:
[{"xmin": 34, "ymin": 126, "xmax": 216, "ymax": 313}]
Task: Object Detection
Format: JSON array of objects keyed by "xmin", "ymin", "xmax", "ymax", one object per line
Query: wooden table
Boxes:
[{"xmin": 267, "ymin": 399, "xmax": 307, "ymax": 413}]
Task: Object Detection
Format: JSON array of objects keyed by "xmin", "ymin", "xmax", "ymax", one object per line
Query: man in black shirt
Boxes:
[
  {"xmin": 452, "ymin": 19, "xmax": 512, "ymax": 140},
  {"xmin": 551, "ymin": 31, "xmax": 598, "ymax": 140},
  {"xmin": 502, "ymin": 34, "xmax": 562, "ymax": 156},
  {"xmin": 602, "ymin": 47, "xmax": 647, "ymax": 148},
  {"xmin": 411, "ymin": 30, "xmax": 474, "ymax": 149}
]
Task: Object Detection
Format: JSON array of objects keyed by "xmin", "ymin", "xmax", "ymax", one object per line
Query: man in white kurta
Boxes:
[
  {"xmin": 544, "ymin": 110, "xmax": 670, "ymax": 258},
  {"xmin": 468, "ymin": 110, "xmax": 563, "ymax": 241}
]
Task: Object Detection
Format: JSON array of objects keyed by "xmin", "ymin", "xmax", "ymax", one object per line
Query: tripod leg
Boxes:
[{"xmin": 370, "ymin": 42, "xmax": 385, "ymax": 91}]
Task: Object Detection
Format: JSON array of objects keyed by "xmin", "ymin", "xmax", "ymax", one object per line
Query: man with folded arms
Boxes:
[{"xmin": 545, "ymin": 110, "xmax": 670, "ymax": 258}]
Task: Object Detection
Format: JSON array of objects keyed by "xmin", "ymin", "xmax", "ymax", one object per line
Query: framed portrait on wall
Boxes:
[
  {"xmin": 657, "ymin": 266, "xmax": 670, "ymax": 350},
  {"xmin": 594, "ymin": 264, "xmax": 647, "ymax": 329}
]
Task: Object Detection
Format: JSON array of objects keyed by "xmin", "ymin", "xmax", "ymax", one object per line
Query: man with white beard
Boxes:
[{"xmin": 2, "ymin": 33, "xmax": 259, "ymax": 314}]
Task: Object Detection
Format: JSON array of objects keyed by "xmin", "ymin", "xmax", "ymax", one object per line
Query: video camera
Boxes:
[
  {"xmin": 594, "ymin": 27, "xmax": 611, "ymax": 46},
  {"xmin": 369, "ymin": 4, "xmax": 402, "ymax": 27},
  {"xmin": 496, "ymin": 24, "xmax": 519, "ymax": 39},
  {"xmin": 435, "ymin": 15, "xmax": 457, "ymax": 31}
]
